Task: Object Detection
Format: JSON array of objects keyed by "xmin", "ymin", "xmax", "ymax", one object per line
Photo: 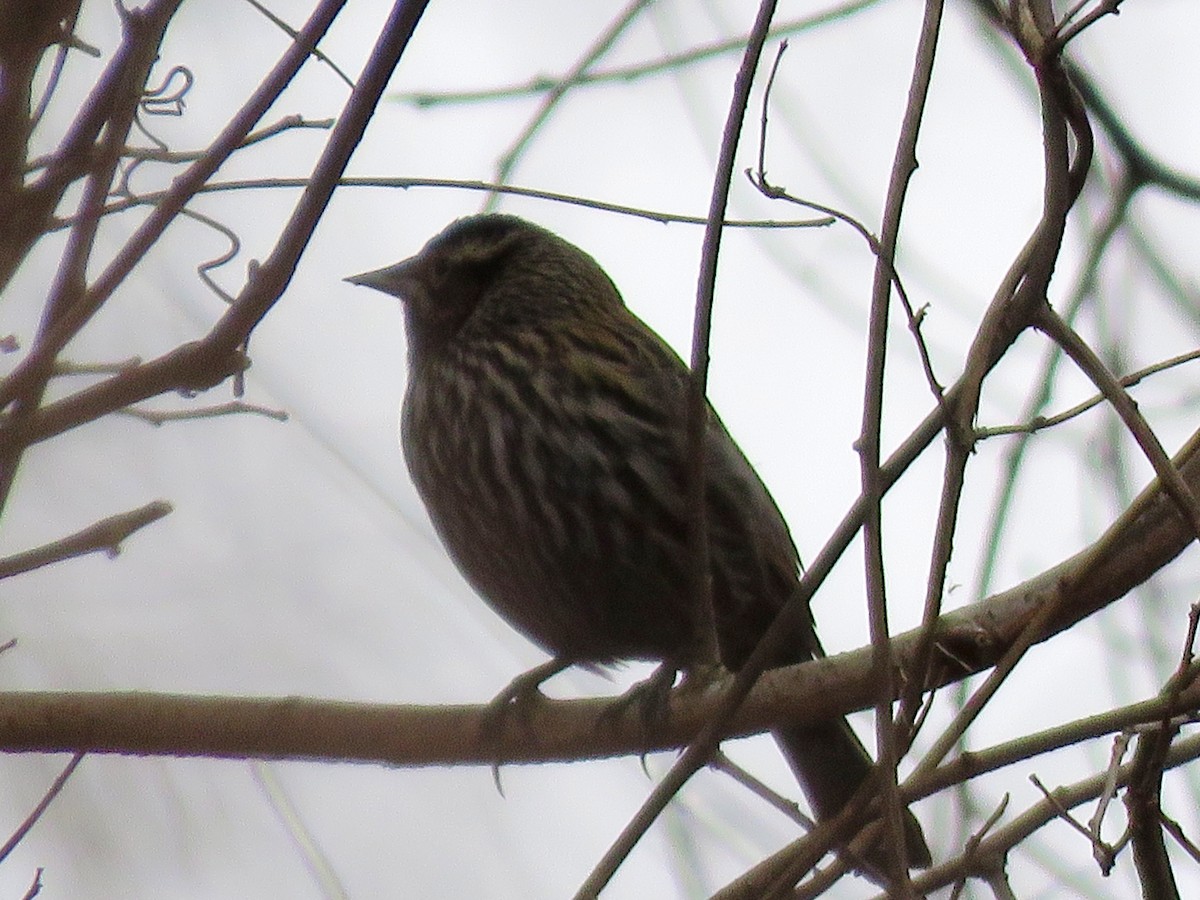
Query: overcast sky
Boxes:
[{"xmin": 3, "ymin": 1, "xmax": 1199, "ymax": 897}]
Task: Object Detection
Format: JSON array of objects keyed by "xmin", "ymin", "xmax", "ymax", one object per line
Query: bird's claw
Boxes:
[
  {"xmin": 599, "ymin": 662, "xmax": 681, "ymax": 737},
  {"xmin": 480, "ymin": 657, "xmax": 573, "ymax": 792}
]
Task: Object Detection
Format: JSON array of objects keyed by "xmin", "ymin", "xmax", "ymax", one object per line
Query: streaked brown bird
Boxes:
[{"xmin": 347, "ymin": 214, "xmax": 929, "ymax": 873}]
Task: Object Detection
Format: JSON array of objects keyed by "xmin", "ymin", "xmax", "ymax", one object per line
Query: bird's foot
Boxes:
[
  {"xmin": 600, "ymin": 662, "xmax": 682, "ymax": 737},
  {"xmin": 482, "ymin": 656, "xmax": 572, "ymax": 735},
  {"xmin": 481, "ymin": 656, "xmax": 573, "ymax": 791},
  {"xmin": 674, "ymin": 661, "xmax": 728, "ymax": 695}
]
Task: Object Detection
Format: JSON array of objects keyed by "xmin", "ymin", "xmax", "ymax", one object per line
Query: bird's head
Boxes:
[{"xmin": 346, "ymin": 214, "xmax": 623, "ymax": 358}]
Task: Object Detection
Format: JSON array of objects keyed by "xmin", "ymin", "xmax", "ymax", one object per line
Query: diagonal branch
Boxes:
[
  {"xmin": 857, "ymin": 0, "xmax": 945, "ymax": 882},
  {"xmin": 0, "ymin": 500, "xmax": 172, "ymax": 579},
  {"xmin": 577, "ymin": 1, "xmax": 782, "ymax": 895},
  {"xmin": 1, "ymin": 0, "xmax": 429, "ymax": 453}
]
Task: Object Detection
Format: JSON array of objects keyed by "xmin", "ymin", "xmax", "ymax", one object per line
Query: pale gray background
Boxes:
[{"xmin": 2, "ymin": 0, "xmax": 1198, "ymax": 896}]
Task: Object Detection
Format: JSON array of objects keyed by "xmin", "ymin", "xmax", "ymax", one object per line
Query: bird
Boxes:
[{"xmin": 346, "ymin": 213, "xmax": 930, "ymax": 875}]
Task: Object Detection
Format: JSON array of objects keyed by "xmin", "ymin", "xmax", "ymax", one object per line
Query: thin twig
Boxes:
[
  {"xmin": 243, "ymin": 0, "xmax": 355, "ymax": 88},
  {"xmin": 1160, "ymin": 815, "xmax": 1200, "ymax": 866},
  {"xmin": 948, "ymin": 794, "xmax": 1009, "ymax": 900},
  {"xmin": 390, "ymin": 0, "xmax": 883, "ymax": 107},
  {"xmin": 19, "ymin": 868, "xmax": 42, "ymax": 900},
  {"xmin": 856, "ymin": 0, "xmax": 946, "ymax": 881},
  {"xmin": 1088, "ymin": 731, "xmax": 1131, "ymax": 849},
  {"xmin": 250, "ymin": 761, "xmax": 351, "ymax": 899},
  {"xmin": 28, "ymin": 4, "xmax": 87, "ymax": 130},
  {"xmin": 977, "ymin": 348, "xmax": 1200, "ymax": 438},
  {"xmin": 747, "ymin": 43, "xmax": 946, "ymax": 409},
  {"xmin": 486, "ymin": 0, "xmax": 652, "ymax": 208},
  {"xmin": 1029, "ymin": 773, "xmax": 1117, "ymax": 872},
  {"xmin": 53, "ymin": 356, "xmax": 143, "ymax": 376},
  {"xmin": 68, "ymin": 175, "xmax": 834, "ymax": 231},
  {"xmin": 0, "ymin": 501, "xmax": 173, "ymax": 579},
  {"xmin": 1034, "ymin": 305, "xmax": 1200, "ymax": 545},
  {"xmin": 1052, "ymin": 0, "xmax": 1124, "ymax": 50},
  {"xmin": 710, "ymin": 751, "xmax": 811, "ymax": 828},
  {"xmin": 574, "ymin": 2, "xmax": 781, "ymax": 894},
  {"xmin": 969, "ymin": 174, "xmax": 1138, "ymax": 714},
  {"xmin": 117, "ymin": 400, "xmax": 288, "ymax": 425},
  {"xmin": 901, "ymin": 0, "xmax": 1094, "ymax": 780},
  {"xmin": 0, "ymin": 753, "xmax": 84, "ymax": 864},
  {"xmin": 907, "ymin": 580, "xmax": 1067, "ymax": 792},
  {"xmin": 913, "ymin": 675, "xmax": 1200, "ymax": 804},
  {"xmin": 27, "ymin": 116, "xmax": 335, "ymax": 171}
]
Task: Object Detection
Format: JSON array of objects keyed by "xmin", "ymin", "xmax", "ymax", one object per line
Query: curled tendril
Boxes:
[{"xmin": 141, "ymin": 65, "xmax": 194, "ymax": 116}]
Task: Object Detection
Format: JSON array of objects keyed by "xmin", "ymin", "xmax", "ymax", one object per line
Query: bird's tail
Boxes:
[{"xmin": 773, "ymin": 717, "xmax": 931, "ymax": 875}]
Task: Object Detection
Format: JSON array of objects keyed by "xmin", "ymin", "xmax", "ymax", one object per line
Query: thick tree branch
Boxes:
[{"xmin": 1, "ymin": 421, "xmax": 1198, "ymax": 764}]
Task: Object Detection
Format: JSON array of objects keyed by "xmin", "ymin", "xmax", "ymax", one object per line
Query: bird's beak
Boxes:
[{"xmin": 344, "ymin": 258, "xmax": 418, "ymax": 299}]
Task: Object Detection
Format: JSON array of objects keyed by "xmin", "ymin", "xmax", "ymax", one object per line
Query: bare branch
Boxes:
[
  {"xmin": 117, "ymin": 400, "xmax": 288, "ymax": 426},
  {"xmin": 389, "ymin": 0, "xmax": 884, "ymax": 107},
  {"xmin": 0, "ymin": 753, "xmax": 84, "ymax": 865},
  {"xmin": 2, "ymin": 499, "xmax": 1199, "ymax": 767},
  {"xmin": 578, "ymin": 1, "xmax": 783, "ymax": 893},
  {"xmin": 77, "ymin": 176, "xmax": 835, "ymax": 232},
  {"xmin": 1035, "ymin": 306, "xmax": 1200, "ymax": 544},
  {"xmin": 19, "ymin": 868, "xmax": 42, "ymax": 900},
  {"xmin": 1030, "ymin": 773, "xmax": 1118, "ymax": 872},
  {"xmin": 0, "ymin": 501, "xmax": 172, "ymax": 579},
  {"xmin": 893, "ymin": 734, "xmax": 1200, "ymax": 897},
  {"xmin": 485, "ymin": 0, "xmax": 653, "ymax": 207},
  {"xmin": 949, "ymin": 795, "xmax": 1010, "ymax": 899},
  {"xmin": 977, "ymin": 349, "xmax": 1200, "ymax": 439}
]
